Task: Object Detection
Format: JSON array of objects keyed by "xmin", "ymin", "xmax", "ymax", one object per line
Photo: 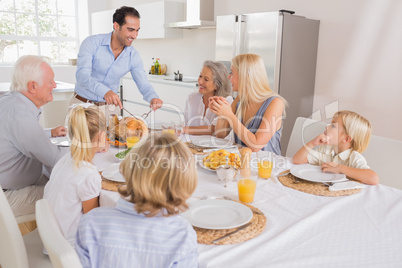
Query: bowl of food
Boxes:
[{"xmin": 202, "ymin": 149, "xmax": 241, "ymax": 171}]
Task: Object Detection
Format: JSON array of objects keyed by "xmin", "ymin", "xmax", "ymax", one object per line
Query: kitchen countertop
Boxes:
[
  {"xmin": 0, "ymin": 81, "xmax": 75, "ymax": 93},
  {"xmin": 123, "ymin": 73, "xmax": 198, "ymax": 87}
]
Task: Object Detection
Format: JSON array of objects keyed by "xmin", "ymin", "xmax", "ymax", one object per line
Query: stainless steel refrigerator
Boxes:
[{"xmin": 215, "ymin": 10, "xmax": 320, "ymax": 155}]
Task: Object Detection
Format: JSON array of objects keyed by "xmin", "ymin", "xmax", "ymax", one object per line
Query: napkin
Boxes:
[{"xmin": 329, "ymin": 181, "xmax": 366, "ymax": 191}]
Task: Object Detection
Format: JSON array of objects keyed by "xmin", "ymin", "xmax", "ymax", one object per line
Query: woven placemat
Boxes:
[
  {"xmin": 278, "ymin": 170, "xmax": 362, "ymax": 197},
  {"xmin": 194, "ymin": 202, "xmax": 267, "ymax": 245},
  {"xmin": 100, "ymin": 172, "xmax": 125, "ymax": 192}
]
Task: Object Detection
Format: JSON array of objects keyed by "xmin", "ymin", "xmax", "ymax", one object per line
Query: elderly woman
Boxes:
[
  {"xmin": 209, "ymin": 54, "xmax": 287, "ymax": 154},
  {"xmin": 182, "ymin": 60, "xmax": 233, "ymax": 135}
]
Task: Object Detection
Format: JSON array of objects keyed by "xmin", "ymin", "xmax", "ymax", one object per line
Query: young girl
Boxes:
[
  {"xmin": 293, "ymin": 110, "xmax": 379, "ymax": 185},
  {"xmin": 209, "ymin": 53, "xmax": 287, "ymax": 154},
  {"xmin": 76, "ymin": 133, "xmax": 198, "ymax": 268},
  {"xmin": 44, "ymin": 105, "xmax": 107, "ymax": 247}
]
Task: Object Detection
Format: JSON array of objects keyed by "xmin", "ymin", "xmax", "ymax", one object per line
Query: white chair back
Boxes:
[
  {"xmin": 0, "ymin": 186, "xmax": 52, "ymax": 268},
  {"xmin": 36, "ymin": 199, "xmax": 83, "ymax": 268},
  {"xmin": 362, "ymin": 135, "xmax": 402, "ymax": 190},
  {"xmin": 286, "ymin": 117, "xmax": 327, "ymax": 158},
  {"xmin": 0, "ymin": 186, "xmax": 29, "ymax": 268}
]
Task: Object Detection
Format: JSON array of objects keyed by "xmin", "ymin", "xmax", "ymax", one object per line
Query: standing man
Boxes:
[
  {"xmin": 0, "ymin": 55, "xmax": 68, "ymax": 216},
  {"xmin": 71, "ymin": 6, "xmax": 163, "ymax": 116}
]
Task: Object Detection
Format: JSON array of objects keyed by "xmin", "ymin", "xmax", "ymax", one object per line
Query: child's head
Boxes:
[
  {"xmin": 68, "ymin": 105, "xmax": 106, "ymax": 167},
  {"xmin": 331, "ymin": 110, "xmax": 372, "ymax": 153},
  {"xmin": 119, "ymin": 133, "xmax": 197, "ymax": 217}
]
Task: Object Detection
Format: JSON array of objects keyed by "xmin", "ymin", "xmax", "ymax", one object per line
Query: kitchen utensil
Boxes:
[
  {"xmin": 212, "ymin": 222, "xmax": 253, "ymax": 244},
  {"xmin": 141, "ymin": 108, "xmax": 153, "ymax": 120},
  {"xmin": 122, "ymin": 107, "xmax": 140, "ymax": 120}
]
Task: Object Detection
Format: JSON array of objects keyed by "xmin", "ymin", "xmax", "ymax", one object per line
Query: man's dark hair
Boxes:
[{"xmin": 113, "ymin": 6, "xmax": 140, "ymax": 26}]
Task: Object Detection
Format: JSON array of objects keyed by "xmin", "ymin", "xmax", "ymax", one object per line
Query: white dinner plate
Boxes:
[
  {"xmin": 290, "ymin": 164, "xmax": 347, "ymax": 183},
  {"xmin": 50, "ymin": 136, "xmax": 70, "ymax": 147},
  {"xmin": 182, "ymin": 199, "xmax": 253, "ymax": 229},
  {"xmin": 101, "ymin": 163, "xmax": 125, "ymax": 182},
  {"xmin": 191, "ymin": 136, "xmax": 232, "ymax": 148}
]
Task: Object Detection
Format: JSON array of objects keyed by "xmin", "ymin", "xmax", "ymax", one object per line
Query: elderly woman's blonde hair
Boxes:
[
  {"xmin": 231, "ymin": 53, "xmax": 287, "ymax": 120},
  {"xmin": 334, "ymin": 110, "xmax": 372, "ymax": 153},
  {"xmin": 119, "ymin": 133, "xmax": 197, "ymax": 217}
]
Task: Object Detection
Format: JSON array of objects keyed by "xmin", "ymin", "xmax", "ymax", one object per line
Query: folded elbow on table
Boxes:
[{"xmin": 366, "ymin": 171, "xmax": 380, "ymax": 185}]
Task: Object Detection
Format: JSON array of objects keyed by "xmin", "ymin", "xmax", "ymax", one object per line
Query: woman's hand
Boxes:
[{"xmin": 209, "ymin": 97, "xmax": 233, "ymax": 117}]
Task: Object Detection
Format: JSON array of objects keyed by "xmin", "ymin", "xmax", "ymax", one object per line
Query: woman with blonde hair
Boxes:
[
  {"xmin": 183, "ymin": 60, "xmax": 233, "ymax": 135},
  {"xmin": 44, "ymin": 104, "xmax": 107, "ymax": 247},
  {"xmin": 210, "ymin": 53, "xmax": 287, "ymax": 153},
  {"xmin": 76, "ymin": 133, "xmax": 198, "ymax": 267}
]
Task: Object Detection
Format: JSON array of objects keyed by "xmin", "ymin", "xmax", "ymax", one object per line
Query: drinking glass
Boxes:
[
  {"xmin": 237, "ymin": 177, "xmax": 257, "ymax": 203},
  {"xmin": 162, "ymin": 123, "xmax": 175, "ymax": 135},
  {"xmin": 126, "ymin": 129, "xmax": 141, "ymax": 148},
  {"xmin": 257, "ymin": 152, "xmax": 273, "ymax": 179}
]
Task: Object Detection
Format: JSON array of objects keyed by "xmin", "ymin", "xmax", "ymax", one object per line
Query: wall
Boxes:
[
  {"xmin": 2, "ymin": 0, "xmax": 400, "ymax": 142},
  {"xmin": 214, "ymin": 0, "xmax": 402, "ymax": 142},
  {"xmin": 91, "ymin": 0, "xmax": 402, "ymax": 142}
]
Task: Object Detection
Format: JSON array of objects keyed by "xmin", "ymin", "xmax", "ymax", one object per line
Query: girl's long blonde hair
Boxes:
[
  {"xmin": 232, "ymin": 53, "xmax": 286, "ymax": 121},
  {"xmin": 67, "ymin": 106, "xmax": 106, "ymax": 168},
  {"xmin": 119, "ymin": 133, "xmax": 197, "ymax": 217}
]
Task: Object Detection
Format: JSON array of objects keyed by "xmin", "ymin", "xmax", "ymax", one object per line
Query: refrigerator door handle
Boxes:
[{"xmin": 234, "ymin": 14, "xmax": 246, "ymax": 57}]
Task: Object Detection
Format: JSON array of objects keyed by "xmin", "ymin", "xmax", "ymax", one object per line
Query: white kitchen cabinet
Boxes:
[
  {"xmin": 91, "ymin": 1, "xmax": 184, "ymax": 39},
  {"xmin": 136, "ymin": 1, "xmax": 184, "ymax": 39},
  {"xmin": 121, "ymin": 76, "xmax": 197, "ymax": 124}
]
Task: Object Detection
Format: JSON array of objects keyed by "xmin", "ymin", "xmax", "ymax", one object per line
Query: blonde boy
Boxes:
[
  {"xmin": 293, "ymin": 111, "xmax": 379, "ymax": 185},
  {"xmin": 76, "ymin": 133, "xmax": 199, "ymax": 268}
]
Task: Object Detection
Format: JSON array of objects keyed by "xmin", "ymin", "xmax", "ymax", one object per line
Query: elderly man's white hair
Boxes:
[{"xmin": 10, "ymin": 55, "xmax": 50, "ymax": 92}]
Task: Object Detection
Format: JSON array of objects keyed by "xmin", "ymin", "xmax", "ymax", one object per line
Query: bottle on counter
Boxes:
[
  {"xmin": 150, "ymin": 58, "xmax": 155, "ymax": 74},
  {"xmin": 155, "ymin": 58, "xmax": 160, "ymax": 75}
]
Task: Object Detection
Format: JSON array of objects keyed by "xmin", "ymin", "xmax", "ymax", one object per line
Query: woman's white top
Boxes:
[
  {"xmin": 44, "ymin": 153, "xmax": 102, "ymax": 247},
  {"xmin": 184, "ymin": 92, "xmax": 233, "ymax": 126}
]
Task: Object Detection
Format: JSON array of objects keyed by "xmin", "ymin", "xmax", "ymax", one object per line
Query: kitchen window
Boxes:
[{"xmin": 0, "ymin": 0, "xmax": 79, "ymax": 65}]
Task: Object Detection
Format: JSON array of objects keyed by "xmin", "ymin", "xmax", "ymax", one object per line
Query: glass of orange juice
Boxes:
[
  {"xmin": 162, "ymin": 123, "xmax": 175, "ymax": 135},
  {"xmin": 126, "ymin": 129, "xmax": 141, "ymax": 148},
  {"xmin": 257, "ymin": 152, "xmax": 273, "ymax": 179},
  {"xmin": 237, "ymin": 178, "xmax": 257, "ymax": 203}
]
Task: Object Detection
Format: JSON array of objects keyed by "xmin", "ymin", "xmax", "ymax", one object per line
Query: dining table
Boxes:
[{"xmin": 93, "ymin": 134, "xmax": 402, "ymax": 268}]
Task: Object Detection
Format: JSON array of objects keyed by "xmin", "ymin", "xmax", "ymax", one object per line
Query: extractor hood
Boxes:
[{"xmin": 167, "ymin": 0, "xmax": 215, "ymax": 29}]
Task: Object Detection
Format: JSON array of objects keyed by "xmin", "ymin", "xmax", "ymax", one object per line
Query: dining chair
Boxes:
[
  {"xmin": 362, "ymin": 135, "xmax": 402, "ymax": 190},
  {"xmin": 0, "ymin": 186, "xmax": 52, "ymax": 268},
  {"xmin": 35, "ymin": 199, "xmax": 83, "ymax": 268},
  {"xmin": 285, "ymin": 117, "xmax": 327, "ymax": 158}
]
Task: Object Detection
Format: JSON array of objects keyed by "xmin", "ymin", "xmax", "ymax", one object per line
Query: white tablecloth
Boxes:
[{"xmin": 94, "ymin": 137, "xmax": 402, "ymax": 268}]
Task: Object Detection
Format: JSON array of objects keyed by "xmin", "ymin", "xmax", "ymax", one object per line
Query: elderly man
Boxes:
[
  {"xmin": 0, "ymin": 55, "xmax": 67, "ymax": 216},
  {"xmin": 71, "ymin": 6, "xmax": 163, "ymax": 118}
]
